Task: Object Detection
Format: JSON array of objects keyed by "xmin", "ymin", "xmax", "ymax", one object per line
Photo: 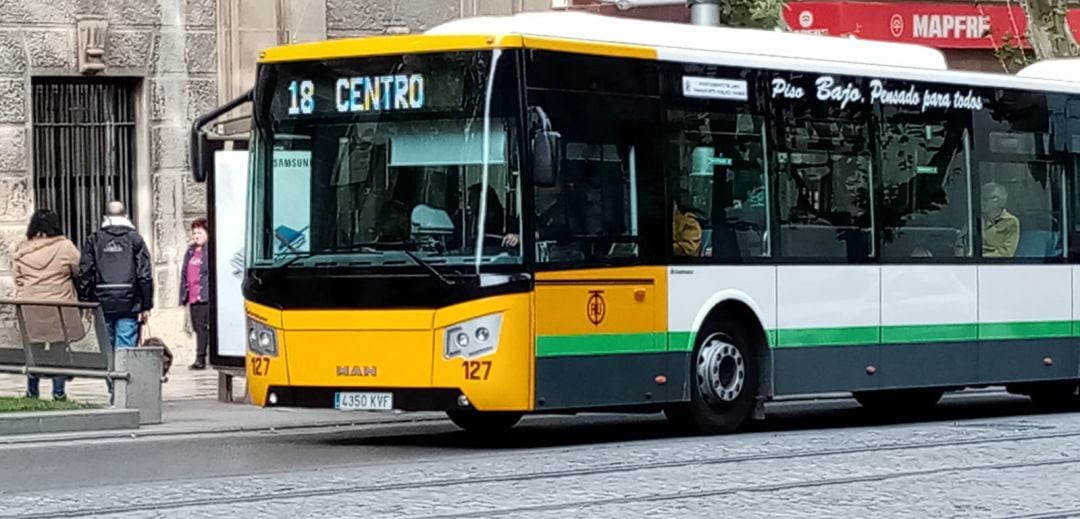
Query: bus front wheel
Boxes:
[
  {"xmin": 446, "ymin": 410, "xmax": 522, "ymax": 432},
  {"xmin": 665, "ymin": 319, "xmax": 758, "ymax": 435}
]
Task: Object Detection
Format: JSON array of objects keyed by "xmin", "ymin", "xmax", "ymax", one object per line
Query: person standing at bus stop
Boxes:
[
  {"xmin": 79, "ymin": 201, "xmax": 154, "ymax": 348},
  {"xmin": 181, "ymin": 218, "xmax": 211, "ymax": 370},
  {"xmin": 15, "ymin": 209, "xmax": 82, "ymax": 401}
]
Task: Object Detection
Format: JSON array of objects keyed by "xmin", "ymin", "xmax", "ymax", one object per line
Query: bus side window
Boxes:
[
  {"xmin": 529, "ymin": 90, "xmax": 657, "ymax": 266},
  {"xmin": 973, "ymin": 96, "xmax": 1064, "ymax": 260},
  {"xmin": 666, "ymin": 110, "xmax": 770, "ymax": 260},
  {"xmin": 877, "ymin": 117, "xmax": 973, "ymax": 261}
]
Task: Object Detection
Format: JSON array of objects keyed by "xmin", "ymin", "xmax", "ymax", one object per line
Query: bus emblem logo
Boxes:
[{"xmin": 587, "ymin": 290, "xmax": 606, "ymax": 326}]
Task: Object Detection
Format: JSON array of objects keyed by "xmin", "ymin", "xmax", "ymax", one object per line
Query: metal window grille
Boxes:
[{"xmin": 31, "ymin": 79, "xmax": 137, "ymax": 248}]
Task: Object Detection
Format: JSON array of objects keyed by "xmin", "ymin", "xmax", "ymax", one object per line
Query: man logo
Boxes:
[
  {"xmin": 798, "ymin": 10, "xmax": 814, "ymax": 29},
  {"xmin": 890, "ymin": 14, "xmax": 905, "ymax": 38},
  {"xmin": 337, "ymin": 365, "xmax": 377, "ymax": 377}
]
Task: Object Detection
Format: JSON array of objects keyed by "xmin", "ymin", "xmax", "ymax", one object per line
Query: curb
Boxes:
[
  {"xmin": 0, "ymin": 412, "xmax": 448, "ymax": 445},
  {"xmin": 0, "ymin": 409, "xmax": 140, "ymax": 436}
]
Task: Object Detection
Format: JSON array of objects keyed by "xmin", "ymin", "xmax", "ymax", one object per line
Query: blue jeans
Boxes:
[
  {"xmin": 106, "ymin": 316, "xmax": 140, "ymax": 348},
  {"xmin": 104, "ymin": 315, "xmax": 140, "ymax": 401},
  {"xmin": 27, "ymin": 375, "xmax": 65, "ymax": 399}
]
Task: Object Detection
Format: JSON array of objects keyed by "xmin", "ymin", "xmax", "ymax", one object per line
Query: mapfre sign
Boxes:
[{"xmin": 783, "ymin": 1, "xmax": 1080, "ymax": 49}]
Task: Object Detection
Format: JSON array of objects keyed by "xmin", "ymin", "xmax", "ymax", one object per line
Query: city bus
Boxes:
[{"xmin": 191, "ymin": 12, "xmax": 1080, "ymax": 434}]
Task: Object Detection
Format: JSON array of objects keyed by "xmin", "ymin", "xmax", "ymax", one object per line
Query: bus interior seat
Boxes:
[
  {"xmin": 698, "ymin": 228, "xmax": 713, "ymax": 257},
  {"xmin": 734, "ymin": 229, "xmax": 760, "ymax": 257},
  {"xmin": 882, "ymin": 227, "xmax": 959, "ymax": 259},
  {"xmin": 780, "ymin": 224, "xmax": 850, "ymax": 258},
  {"xmin": 1017, "ymin": 229, "xmax": 1061, "ymax": 258},
  {"xmin": 1015, "ymin": 210, "xmax": 1060, "ymax": 258}
]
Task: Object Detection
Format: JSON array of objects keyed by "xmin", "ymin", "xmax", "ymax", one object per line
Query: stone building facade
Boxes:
[{"xmin": 0, "ymin": 0, "xmax": 551, "ymax": 365}]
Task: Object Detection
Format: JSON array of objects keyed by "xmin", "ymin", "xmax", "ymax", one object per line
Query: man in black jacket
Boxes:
[{"xmin": 79, "ymin": 201, "xmax": 153, "ymax": 348}]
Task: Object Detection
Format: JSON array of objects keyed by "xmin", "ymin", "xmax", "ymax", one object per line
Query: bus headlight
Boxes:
[
  {"xmin": 444, "ymin": 313, "xmax": 502, "ymax": 360},
  {"xmin": 247, "ymin": 319, "xmax": 279, "ymax": 357}
]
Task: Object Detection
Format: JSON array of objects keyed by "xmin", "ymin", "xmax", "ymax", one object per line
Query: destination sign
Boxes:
[
  {"xmin": 268, "ymin": 57, "xmax": 472, "ymax": 120},
  {"xmin": 284, "ymin": 74, "xmax": 426, "ymax": 116}
]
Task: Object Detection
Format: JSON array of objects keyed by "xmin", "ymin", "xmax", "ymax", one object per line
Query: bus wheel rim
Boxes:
[{"xmin": 696, "ymin": 333, "xmax": 745, "ymax": 404}]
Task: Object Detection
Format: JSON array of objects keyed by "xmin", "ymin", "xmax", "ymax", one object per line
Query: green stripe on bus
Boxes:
[
  {"xmin": 978, "ymin": 321, "xmax": 1073, "ymax": 340},
  {"xmin": 667, "ymin": 330, "xmax": 778, "ymax": 351},
  {"xmin": 881, "ymin": 324, "xmax": 978, "ymax": 344},
  {"xmin": 776, "ymin": 322, "xmax": 1075, "ymax": 347},
  {"xmin": 775, "ymin": 326, "xmax": 880, "ymax": 348},
  {"xmin": 669, "ymin": 331, "xmax": 694, "ymax": 352},
  {"xmin": 538, "ymin": 322, "xmax": 1079, "ymax": 357},
  {"xmin": 536, "ymin": 332, "xmax": 666, "ymax": 357}
]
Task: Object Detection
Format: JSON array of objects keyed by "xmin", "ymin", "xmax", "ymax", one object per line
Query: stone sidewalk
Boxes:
[
  {"xmin": 0, "ymin": 368, "xmax": 446, "ymax": 442},
  {"xmin": 0, "ymin": 366, "xmax": 242, "ymax": 405}
]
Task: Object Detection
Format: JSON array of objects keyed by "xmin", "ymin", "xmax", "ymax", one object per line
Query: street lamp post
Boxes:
[
  {"xmin": 601, "ymin": 0, "xmax": 721, "ymax": 27},
  {"xmin": 687, "ymin": 0, "xmax": 720, "ymax": 26}
]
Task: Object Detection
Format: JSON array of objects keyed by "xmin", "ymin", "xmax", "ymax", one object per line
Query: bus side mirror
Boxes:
[
  {"xmin": 532, "ymin": 130, "xmax": 562, "ymax": 188},
  {"xmin": 190, "ymin": 89, "xmax": 253, "ymax": 183}
]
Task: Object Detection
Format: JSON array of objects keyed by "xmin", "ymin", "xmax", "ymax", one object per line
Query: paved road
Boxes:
[{"xmin": 3, "ymin": 392, "xmax": 1080, "ymax": 518}]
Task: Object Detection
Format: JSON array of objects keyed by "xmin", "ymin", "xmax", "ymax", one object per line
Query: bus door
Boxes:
[{"xmin": 533, "ymin": 143, "xmax": 666, "ymax": 410}]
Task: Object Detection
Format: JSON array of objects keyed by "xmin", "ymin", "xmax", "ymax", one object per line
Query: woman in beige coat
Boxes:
[{"xmin": 14, "ymin": 209, "xmax": 82, "ymax": 400}]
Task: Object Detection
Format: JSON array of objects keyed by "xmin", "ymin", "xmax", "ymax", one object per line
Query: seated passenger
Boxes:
[
  {"xmin": 980, "ymin": 182, "xmax": 1020, "ymax": 258},
  {"xmin": 673, "ymin": 201, "xmax": 702, "ymax": 257}
]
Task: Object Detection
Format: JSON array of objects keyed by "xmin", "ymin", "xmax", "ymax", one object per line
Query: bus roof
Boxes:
[
  {"xmin": 256, "ymin": 12, "xmax": 1080, "ymax": 95},
  {"xmin": 426, "ymin": 11, "xmax": 949, "ymax": 71},
  {"xmin": 259, "ymin": 11, "xmax": 947, "ymax": 70},
  {"xmin": 1017, "ymin": 58, "xmax": 1080, "ymax": 81}
]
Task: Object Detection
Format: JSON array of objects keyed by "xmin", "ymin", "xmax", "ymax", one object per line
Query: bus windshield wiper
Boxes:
[
  {"xmin": 256, "ymin": 241, "xmax": 391, "ymax": 282},
  {"xmin": 399, "ymin": 246, "xmax": 455, "ymax": 289},
  {"xmin": 262, "ymin": 240, "xmax": 455, "ymax": 289}
]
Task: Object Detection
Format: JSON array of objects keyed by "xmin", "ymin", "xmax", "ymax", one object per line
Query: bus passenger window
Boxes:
[
  {"xmin": 777, "ymin": 151, "xmax": 873, "ymax": 261},
  {"xmin": 972, "ymin": 94, "xmax": 1064, "ymax": 260},
  {"xmin": 666, "ymin": 110, "xmax": 770, "ymax": 260},
  {"xmin": 877, "ymin": 120, "xmax": 972, "ymax": 260},
  {"xmin": 977, "ymin": 160, "xmax": 1062, "ymax": 259}
]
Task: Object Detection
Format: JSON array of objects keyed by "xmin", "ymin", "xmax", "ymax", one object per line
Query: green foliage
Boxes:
[
  {"xmin": 993, "ymin": 32, "xmax": 1033, "ymax": 73},
  {"xmin": 717, "ymin": 0, "xmax": 785, "ymax": 29}
]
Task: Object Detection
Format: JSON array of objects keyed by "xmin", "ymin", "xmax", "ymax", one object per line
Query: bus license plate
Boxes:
[{"xmin": 334, "ymin": 392, "xmax": 393, "ymax": 411}]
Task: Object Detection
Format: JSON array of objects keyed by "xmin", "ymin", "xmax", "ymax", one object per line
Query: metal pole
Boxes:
[{"xmin": 687, "ymin": 0, "xmax": 720, "ymax": 26}]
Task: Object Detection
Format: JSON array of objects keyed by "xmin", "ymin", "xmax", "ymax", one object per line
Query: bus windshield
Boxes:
[{"xmin": 249, "ymin": 50, "xmax": 523, "ymax": 270}]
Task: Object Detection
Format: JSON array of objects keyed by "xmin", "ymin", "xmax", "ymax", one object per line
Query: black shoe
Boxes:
[{"xmin": 189, "ymin": 361, "xmax": 206, "ymax": 370}]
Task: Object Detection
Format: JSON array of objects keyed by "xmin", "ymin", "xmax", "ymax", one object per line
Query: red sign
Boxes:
[{"xmin": 783, "ymin": 1, "xmax": 1080, "ymax": 49}]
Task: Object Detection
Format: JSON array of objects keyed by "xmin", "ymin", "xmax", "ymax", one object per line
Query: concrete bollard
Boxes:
[{"xmin": 114, "ymin": 347, "xmax": 164, "ymax": 425}]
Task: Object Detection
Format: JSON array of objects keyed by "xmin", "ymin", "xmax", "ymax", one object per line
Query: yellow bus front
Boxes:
[
  {"xmin": 238, "ymin": 36, "xmax": 545, "ymax": 417},
  {"xmin": 244, "ymin": 292, "xmax": 535, "ymax": 412}
]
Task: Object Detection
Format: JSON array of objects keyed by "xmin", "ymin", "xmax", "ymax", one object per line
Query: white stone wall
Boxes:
[{"xmin": 0, "ymin": 0, "xmax": 217, "ymax": 365}]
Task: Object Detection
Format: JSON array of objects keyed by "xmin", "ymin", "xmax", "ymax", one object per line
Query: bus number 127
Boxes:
[{"xmin": 463, "ymin": 360, "xmax": 492, "ymax": 381}]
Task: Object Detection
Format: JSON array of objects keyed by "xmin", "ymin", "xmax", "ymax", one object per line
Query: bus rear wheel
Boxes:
[
  {"xmin": 665, "ymin": 319, "xmax": 758, "ymax": 435},
  {"xmin": 446, "ymin": 410, "xmax": 522, "ymax": 432},
  {"xmin": 853, "ymin": 388, "xmax": 944, "ymax": 413}
]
